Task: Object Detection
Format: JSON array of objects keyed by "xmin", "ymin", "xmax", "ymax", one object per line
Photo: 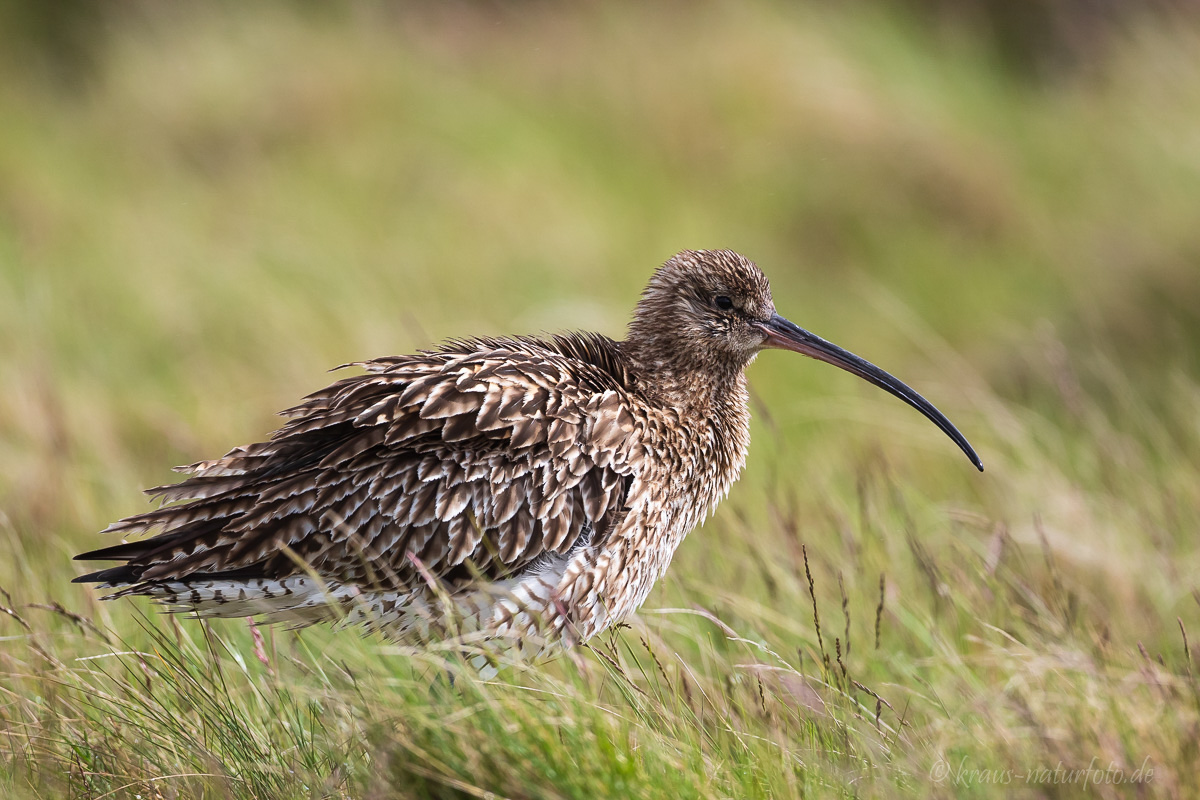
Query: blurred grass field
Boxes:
[{"xmin": 2, "ymin": 2, "xmax": 1200, "ymax": 797}]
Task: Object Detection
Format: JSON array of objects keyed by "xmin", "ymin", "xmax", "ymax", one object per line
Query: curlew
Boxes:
[{"xmin": 75, "ymin": 250, "xmax": 981, "ymax": 661}]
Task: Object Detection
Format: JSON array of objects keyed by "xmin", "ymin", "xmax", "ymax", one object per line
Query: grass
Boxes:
[{"xmin": 2, "ymin": 2, "xmax": 1200, "ymax": 797}]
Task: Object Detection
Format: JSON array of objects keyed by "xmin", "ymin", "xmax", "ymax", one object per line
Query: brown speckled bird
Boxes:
[{"xmin": 75, "ymin": 250, "xmax": 981, "ymax": 660}]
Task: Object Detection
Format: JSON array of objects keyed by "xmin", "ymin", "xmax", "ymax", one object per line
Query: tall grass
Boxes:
[{"xmin": 2, "ymin": 3, "xmax": 1199, "ymax": 797}]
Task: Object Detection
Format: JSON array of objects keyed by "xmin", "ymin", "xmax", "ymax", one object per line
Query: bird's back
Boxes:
[{"xmin": 75, "ymin": 333, "xmax": 647, "ymax": 643}]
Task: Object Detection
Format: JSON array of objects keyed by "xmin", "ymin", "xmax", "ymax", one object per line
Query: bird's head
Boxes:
[
  {"xmin": 627, "ymin": 249, "xmax": 983, "ymax": 470},
  {"xmin": 627, "ymin": 249, "xmax": 776, "ymax": 371}
]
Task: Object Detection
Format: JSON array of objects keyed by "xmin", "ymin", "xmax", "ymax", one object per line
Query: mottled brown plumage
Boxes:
[{"xmin": 76, "ymin": 250, "xmax": 981, "ymax": 660}]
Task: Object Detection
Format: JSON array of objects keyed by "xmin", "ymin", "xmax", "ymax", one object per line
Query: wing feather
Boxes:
[{"xmin": 77, "ymin": 337, "xmax": 641, "ymax": 597}]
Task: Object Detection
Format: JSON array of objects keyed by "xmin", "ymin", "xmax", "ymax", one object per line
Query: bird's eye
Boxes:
[{"xmin": 714, "ymin": 295, "xmax": 734, "ymax": 311}]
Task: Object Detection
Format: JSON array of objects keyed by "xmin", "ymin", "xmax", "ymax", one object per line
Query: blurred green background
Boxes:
[
  {"xmin": 3, "ymin": 1, "xmax": 1198, "ymax": 535},
  {"xmin": 2, "ymin": 2, "xmax": 1200, "ymax": 797}
]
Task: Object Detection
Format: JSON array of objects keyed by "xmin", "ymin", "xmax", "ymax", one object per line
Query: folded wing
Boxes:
[{"xmin": 75, "ymin": 338, "xmax": 639, "ymax": 601}]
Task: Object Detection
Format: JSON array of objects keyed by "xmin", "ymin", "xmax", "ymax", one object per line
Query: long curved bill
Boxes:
[{"xmin": 756, "ymin": 314, "xmax": 983, "ymax": 471}]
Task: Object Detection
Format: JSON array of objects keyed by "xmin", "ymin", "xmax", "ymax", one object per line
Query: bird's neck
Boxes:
[
  {"xmin": 623, "ymin": 341, "xmax": 752, "ymax": 423},
  {"xmin": 624, "ymin": 344, "xmax": 753, "ymax": 530}
]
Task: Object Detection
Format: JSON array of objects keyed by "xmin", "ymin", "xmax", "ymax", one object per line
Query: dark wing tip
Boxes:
[
  {"xmin": 74, "ymin": 541, "xmax": 141, "ymax": 562},
  {"xmin": 72, "ymin": 565, "xmax": 138, "ymax": 585}
]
